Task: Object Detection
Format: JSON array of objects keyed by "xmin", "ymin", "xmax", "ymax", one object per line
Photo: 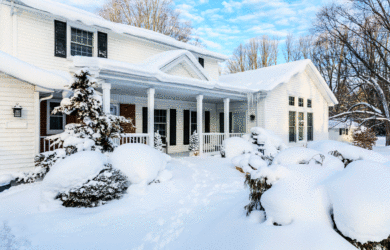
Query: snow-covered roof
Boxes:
[
  {"xmin": 329, "ymin": 119, "xmax": 359, "ymax": 129},
  {"xmin": 10, "ymin": 0, "xmax": 227, "ymax": 61},
  {"xmin": 73, "ymin": 52, "xmax": 216, "ymax": 89},
  {"xmin": 0, "ymin": 50, "xmax": 72, "ymax": 90},
  {"xmin": 219, "ymin": 59, "xmax": 338, "ymax": 105}
]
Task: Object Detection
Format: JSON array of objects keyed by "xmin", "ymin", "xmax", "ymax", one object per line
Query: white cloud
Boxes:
[
  {"xmin": 222, "ymin": 0, "xmax": 243, "ymax": 13},
  {"xmin": 199, "ymin": 0, "xmax": 209, "ymax": 4}
]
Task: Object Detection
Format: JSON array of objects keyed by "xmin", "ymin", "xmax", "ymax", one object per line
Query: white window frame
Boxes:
[
  {"xmin": 66, "ymin": 22, "xmax": 98, "ymax": 59},
  {"xmin": 47, "ymin": 99, "xmax": 66, "ymax": 135},
  {"xmin": 110, "ymin": 104, "xmax": 119, "ymax": 116},
  {"xmin": 298, "ymin": 97, "xmax": 304, "ymax": 107}
]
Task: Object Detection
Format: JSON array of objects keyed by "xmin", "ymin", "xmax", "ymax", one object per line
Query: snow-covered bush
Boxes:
[
  {"xmin": 110, "ymin": 144, "xmax": 172, "ymax": 185},
  {"xmin": 308, "ymin": 140, "xmax": 388, "ymax": 165},
  {"xmin": 56, "ymin": 164, "xmax": 128, "ymax": 208},
  {"xmin": 327, "ymin": 160, "xmax": 390, "ymax": 247},
  {"xmin": 154, "ymin": 131, "xmax": 163, "ymax": 152},
  {"xmin": 352, "ymin": 127, "xmax": 377, "ymax": 150},
  {"xmin": 189, "ymin": 131, "xmax": 199, "ymax": 154},
  {"xmin": 221, "ymin": 137, "xmax": 254, "ymax": 158},
  {"xmin": 249, "ymin": 127, "xmax": 287, "ymax": 157},
  {"xmin": 273, "ymin": 147, "xmax": 344, "ymax": 169},
  {"xmin": 42, "ymin": 151, "xmax": 128, "ymax": 208}
]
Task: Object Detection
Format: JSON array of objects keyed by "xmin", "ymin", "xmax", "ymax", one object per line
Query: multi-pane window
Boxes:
[
  {"xmin": 71, "ymin": 28, "xmax": 93, "ymax": 57},
  {"xmin": 154, "ymin": 110, "xmax": 167, "ymax": 138},
  {"xmin": 289, "ymin": 111, "xmax": 296, "ymax": 142},
  {"xmin": 110, "ymin": 104, "xmax": 118, "ymax": 116},
  {"xmin": 339, "ymin": 128, "xmax": 348, "ymax": 135},
  {"xmin": 298, "ymin": 112, "xmax": 304, "ymax": 141},
  {"xmin": 298, "ymin": 98, "xmax": 304, "ymax": 107},
  {"xmin": 307, "ymin": 99, "xmax": 312, "ymax": 108},
  {"xmin": 289, "ymin": 96, "xmax": 295, "ymax": 106},
  {"xmin": 191, "ymin": 111, "xmax": 197, "ymax": 134},
  {"xmin": 49, "ymin": 102, "xmax": 64, "ymax": 131},
  {"xmin": 307, "ymin": 113, "xmax": 313, "ymax": 141}
]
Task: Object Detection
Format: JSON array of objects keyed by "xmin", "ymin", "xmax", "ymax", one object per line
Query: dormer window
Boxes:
[
  {"xmin": 198, "ymin": 57, "xmax": 204, "ymax": 68},
  {"xmin": 71, "ymin": 28, "xmax": 94, "ymax": 57}
]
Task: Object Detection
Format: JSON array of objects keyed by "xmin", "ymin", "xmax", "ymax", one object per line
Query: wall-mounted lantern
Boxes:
[
  {"xmin": 250, "ymin": 114, "xmax": 256, "ymax": 121},
  {"xmin": 13, "ymin": 104, "xmax": 22, "ymax": 117}
]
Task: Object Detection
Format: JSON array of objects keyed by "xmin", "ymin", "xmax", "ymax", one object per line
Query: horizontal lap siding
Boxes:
[
  {"xmin": 264, "ymin": 69, "xmax": 328, "ymax": 146},
  {"xmin": 112, "ymin": 95, "xmax": 217, "ymax": 153},
  {"xmin": 0, "ymin": 74, "xmax": 37, "ymax": 171}
]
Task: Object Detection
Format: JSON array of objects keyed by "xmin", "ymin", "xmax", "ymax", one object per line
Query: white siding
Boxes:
[
  {"xmin": 262, "ymin": 69, "xmax": 329, "ymax": 146},
  {"xmin": 111, "ymin": 94, "xmax": 218, "ymax": 153},
  {"xmin": 0, "ymin": 6, "xmax": 222, "ymax": 78},
  {"xmin": 0, "ymin": 73, "xmax": 37, "ymax": 171}
]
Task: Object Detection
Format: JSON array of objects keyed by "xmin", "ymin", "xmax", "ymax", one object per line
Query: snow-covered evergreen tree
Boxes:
[
  {"xmin": 154, "ymin": 131, "xmax": 163, "ymax": 152},
  {"xmin": 50, "ymin": 70, "xmax": 131, "ymax": 154},
  {"xmin": 189, "ymin": 131, "xmax": 199, "ymax": 152}
]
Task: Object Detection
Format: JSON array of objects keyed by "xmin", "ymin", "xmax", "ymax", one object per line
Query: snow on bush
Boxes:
[
  {"xmin": 326, "ymin": 160, "xmax": 390, "ymax": 244},
  {"xmin": 273, "ymin": 147, "xmax": 345, "ymax": 170},
  {"xmin": 189, "ymin": 131, "xmax": 199, "ymax": 153},
  {"xmin": 221, "ymin": 137, "xmax": 254, "ymax": 158},
  {"xmin": 352, "ymin": 127, "xmax": 377, "ymax": 150},
  {"xmin": 110, "ymin": 144, "xmax": 172, "ymax": 185},
  {"xmin": 42, "ymin": 151, "xmax": 109, "ymax": 200},
  {"xmin": 154, "ymin": 131, "xmax": 164, "ymax": 152},
  {"xmin": 250, "ymin": 127, "xmax": 287, "ymax": 157},
  {"xmin": 308, "ymin": 140, "xmax": 388, "ymax": 164}
]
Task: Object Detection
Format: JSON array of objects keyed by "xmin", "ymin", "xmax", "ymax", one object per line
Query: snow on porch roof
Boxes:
[
  {"xmin": 12, "ymin": 0, "xmax": 227, "ymax": 61},
  {"xmin": 218, "ymin": 59, "xmax": 338, "ymax": 105},
  {"xmin": 0, "ymin": 50, "xmax": 72, "ymax": 90}
]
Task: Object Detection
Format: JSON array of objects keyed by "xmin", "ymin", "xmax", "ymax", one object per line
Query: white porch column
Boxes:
[
  {"xmin": 148, "ymin": 88, "xmax": 155, "ymax": 147},
  {"xmin": 224, "ymin": 98, "xmax": 230, "ymax": 139},
  {"xmin": 197, "ymin": 95, "xmax": 203, "ymax": 156},
  {"xmin": 102, "ymin": 83, "xmax": 111, "ymax": 114}
]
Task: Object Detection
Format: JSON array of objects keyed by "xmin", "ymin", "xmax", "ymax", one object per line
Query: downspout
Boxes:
[{"xmin": 38, "ymin": 94, "xmax": 54, "ymax": 155}]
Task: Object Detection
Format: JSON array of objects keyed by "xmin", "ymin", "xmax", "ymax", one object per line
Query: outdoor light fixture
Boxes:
[
  {"xmin": 250, "ymin": 114, "xmax": 256, "ymax": 121},
  {"xmin": 13, "ymin": 104, "xmax": 22, "ymax": 117}
]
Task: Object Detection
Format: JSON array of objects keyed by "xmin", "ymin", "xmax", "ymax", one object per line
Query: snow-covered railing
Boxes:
[
  {"xmin": 203, "ymin": 133, "xmax": 225, "ymax": 155},
  {"xmin": 120, "ymin": 133, "xmax": 149, "ymax": 145},
  {"xmin": 230, "ymin": 133, "xmax": 245, "ymax": 138},
  {"xmin": 40, "ymin": 136, "xmax": 61, "ymax": 153}
]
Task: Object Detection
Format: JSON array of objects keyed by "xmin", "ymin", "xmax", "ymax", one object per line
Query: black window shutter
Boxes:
[
  {"xmin": 229, "ymin": 112, "xmax": 233, "ymax": 133},
  {"xmin": 170, "ymin": 109, "xmax": 177, "ymax": 146},
  {"xmin": 54, "ymin": 20, "xmax": 67, "ymax": 58},
  {"xmin": 98, "ymin": 32, "xmax": 108, "ymax": 58},
  {"xmin": 220, "ymin": 113, "xmax": 224, "ymax": 133},
  {"xmin": 199, "ymin": 57, "xmax": 204, "ymax": 68},
  {"xmin": 184, "ymin": 110, "xmax": 190, "ymax": 145},
  {"xmin": 142, "ymin": 107, "xmax": 148, "ymax": 133},
  {"xmin": 205, "ymin": 111, "xmax": 210, "ymax": 133}
]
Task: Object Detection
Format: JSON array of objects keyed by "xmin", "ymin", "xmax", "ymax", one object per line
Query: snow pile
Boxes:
[
  {"xmin": 232, "ymin": 154, "xmax": 268, "ymax": 174},
  {"xmin": 308, "ymin": 140, "xmax": 388, "ymax": 164},
  {"xmin": 221, "ymin": 137, "xmax": 254, "ymax": 158},
  {"xmin": 326, "ymin": 160, "xmax": 390, "ymax": 243},
  {"xmin": 0, "ymin": 50, "xmax": 71, "ymax": 90},
  {"xmin": 249, "ymin": 127, "xmax": 287, "ymax": 157},
  {"xmin": 42, "ymin": 151, "xmax": 108, "ymax": 199},
  {"xmin": 273, "ymin": 147, "xmax": 344, "ymax": 170},
  {"xmin": 110, "ymin": 144, "xmax": 172, "ymax": 184}
]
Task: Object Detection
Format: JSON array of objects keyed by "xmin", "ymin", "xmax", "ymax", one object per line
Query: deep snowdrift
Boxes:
[{"xmin": 222, "ymin": 137, "xmax": 254, "ymax": 158}]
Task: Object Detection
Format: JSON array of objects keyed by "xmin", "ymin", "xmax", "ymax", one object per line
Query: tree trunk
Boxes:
[{"xmin": 386, "ymin": 122, "xmax": 390, "ymax": 146}]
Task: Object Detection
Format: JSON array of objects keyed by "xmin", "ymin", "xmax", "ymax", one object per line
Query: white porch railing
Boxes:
[
  {"xmin": 40, "ymin": 136, "xmax": 60, "ymax": 153},
  {"xmin": 202, "ymin": 133, "xmax": 245, "ymax": 155},
  {"xmin": 119, "ymin": 133, "xmax": 149, "ymax": 145}
]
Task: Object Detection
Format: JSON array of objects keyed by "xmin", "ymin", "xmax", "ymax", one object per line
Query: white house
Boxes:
[
  {"xmin": 329, "ymin": 120, "xmax": 358, "ymax": 143},
  {"xmin": 0, "ymin": 0, "xmax": 338, "ymax": 172}
]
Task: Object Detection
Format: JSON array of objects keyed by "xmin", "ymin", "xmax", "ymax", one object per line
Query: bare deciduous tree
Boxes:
[
  {"xmin": 98, "ymin": 0, "xmax": 194, "ymax": 43},
  {"xmin": 227, "ymin": 35, "xmax": 279, "ymax": 74}
]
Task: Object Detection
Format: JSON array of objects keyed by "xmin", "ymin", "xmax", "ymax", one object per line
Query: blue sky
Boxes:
[{"xmin": 52, "ymin": 0, "xmax": 330, "ymax": 61}]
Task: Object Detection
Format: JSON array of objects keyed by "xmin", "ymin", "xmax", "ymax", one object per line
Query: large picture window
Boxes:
[
  {"xmin": 298, "ymin": 112, "xmax": 304, "ymax": 141},
  {"xmin": 47, "ymin": 100, "xmax": 65, "ymax": 134},
  {"xmin": 289, "ymin": 111, "xmax": 296, "ymax": 142},
  {"xmin": 71, "ymin": 28, "xmax": 94, "ymax": 57},
  {"xmin": 307, "ymin": 113, "xmax": 313, "ymax": 141}
]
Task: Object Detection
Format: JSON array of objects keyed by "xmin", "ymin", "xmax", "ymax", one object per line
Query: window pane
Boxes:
[
  {"xmin": 50, "ymin": 117, "xmax": 63, "ymax": 130},
  {"xmin": 298, "ymin": 98, "xmax": 304, "ymax": 107},
  {"xmin": 289, "ymin": 96, "xmax": 295, "ymax": 106},
  {"xmin": 289, "ymin": 111, "xmax": 296, "ymax": 142},
  {"xmin": 307, "ymin": 113, "xmax": 313, "ymax": 141},
  {"xmin": 307, "ymin": 99, "xmax": 312, "ymax": 108},
  {"xmin": 298, "ymin": 112, "xmax": 304, "ymax": 141},
  {"xmin": 71, "ymin": 28, "xmax": 93, "ymax": 57}
]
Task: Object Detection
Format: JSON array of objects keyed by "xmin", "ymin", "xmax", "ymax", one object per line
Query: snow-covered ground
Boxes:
[
  {"xmin": 373, "ymin": 136, "xmax": 390, "ymax": 158},
  {"xmin": 1, "ymin": 139, "xmax": 390, "ymax": 249}
]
